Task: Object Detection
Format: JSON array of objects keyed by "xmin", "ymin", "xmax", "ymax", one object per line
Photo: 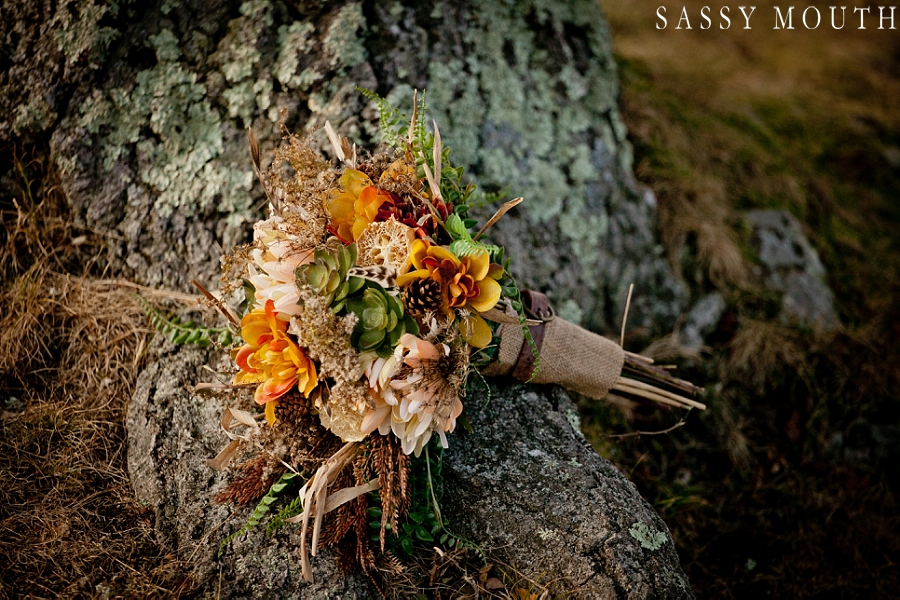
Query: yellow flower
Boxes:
[
  {"xmin": 233, "ymin": 300, "xmax": 318, "ymax": 418},
  {"xmin": 326, "ymin": 169, "xmax": 370, "ymax": 242},
  {"xmin": 397, "ymin": 240, "xmax": 502, "ymax": 347}
]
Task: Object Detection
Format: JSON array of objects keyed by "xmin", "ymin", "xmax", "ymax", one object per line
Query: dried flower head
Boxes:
[
  {"xmin": 315, "ymin": 380, "xmax": 369, "ymax": 443},
  {"xmin": 355, "ymin": 218, "xmax": 415, "ymax": 274},
  {"xmin": 289, "ymin": 293, "xmax": 360, "ymax": 386}
]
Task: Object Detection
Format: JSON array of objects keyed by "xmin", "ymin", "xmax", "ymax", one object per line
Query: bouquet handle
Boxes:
[{"xmin": 481, "ymin": 291, "xmax": 625, "ymax": 401}]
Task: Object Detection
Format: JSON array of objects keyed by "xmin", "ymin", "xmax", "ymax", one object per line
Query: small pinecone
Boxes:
[
  {"xmin": 274, "ymin": 389, "xmax": 311, "ymax": 425},
  {"xmin": 403, "ymin": 278, "xmax": 442, "ymax": 316}
]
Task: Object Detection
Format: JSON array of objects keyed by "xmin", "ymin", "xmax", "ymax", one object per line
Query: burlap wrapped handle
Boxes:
[{"xmin": 481, "ymin": 291, "xmax": 625, "ymax": 401}]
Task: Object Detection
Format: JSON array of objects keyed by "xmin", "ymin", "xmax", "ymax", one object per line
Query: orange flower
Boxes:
[
  {"xmin": 353, "ymin": 186, "xmax": 394, "ymax": 240},
  {"xmin": 379, "ymin": 158, "xmax": 417, "ymax": 184},
  {"xmin": 233, "ymin": 300, "xmax": 318, "ymax": 416},
  {"xmin": 326, "ymin": 169, "xmax": 395, "ymax": 242},
  {"xmin": 397, "ymin": 240, "xmax": 503, "ymax": 347}
]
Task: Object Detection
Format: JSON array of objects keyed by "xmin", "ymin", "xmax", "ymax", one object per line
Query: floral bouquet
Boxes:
[{"xmin": 197, "ymin": 90, "xmax": 704, "ymax": 588}]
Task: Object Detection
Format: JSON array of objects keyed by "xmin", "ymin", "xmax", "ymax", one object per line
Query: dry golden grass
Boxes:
[{"xmin": 0, "ymin": 153, "xmax": 192, "ymax": 598}]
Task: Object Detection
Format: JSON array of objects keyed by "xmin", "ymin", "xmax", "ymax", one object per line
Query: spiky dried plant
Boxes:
[
  {"xmin": 370, "ymin": 434, "xmax": 411, "ymax": 552},
  {"xmin": 213, "ymin": 455, "xmax": 284, "ymax": 506}
]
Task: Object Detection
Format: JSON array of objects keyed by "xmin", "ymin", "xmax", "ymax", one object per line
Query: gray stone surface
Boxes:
[
  {"xmin": 129, "ymin": 339, "xmax": 692, "ymax": 598},
  {"xmin": 444, "ymin": 383, "xmax": 692, "ymax": 598},
  {"xmin": 747, "ymin": 210, "xmax": 838, "ymax": 330},
  {"xmin": 681, "ymin": 292, "xmax": 726, "ymax": 350}
]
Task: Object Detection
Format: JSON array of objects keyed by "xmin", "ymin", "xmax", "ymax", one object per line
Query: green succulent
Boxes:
[
  {"xmin": 345, "ymin": 284, "xmax": 418, "ymax": 357},
  {"xmin": 296, "ymin": 241, "xmax": 364, "ymax": 312}
]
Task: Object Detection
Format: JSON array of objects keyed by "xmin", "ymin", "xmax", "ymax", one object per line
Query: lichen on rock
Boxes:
[
  {"xmin": 79, "ymin": 28, "xmax": 253, "ymax": 219},
  {"xmin": 366, "ymin": 0, "xmax": 686, "ymax": 334}
]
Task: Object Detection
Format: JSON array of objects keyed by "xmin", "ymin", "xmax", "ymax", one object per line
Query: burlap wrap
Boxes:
[{"xmin": 481, "ymin": 318, "xmax": 625, "ymax": 400}]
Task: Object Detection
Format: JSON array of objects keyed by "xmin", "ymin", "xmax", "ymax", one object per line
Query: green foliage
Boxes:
[
  {"xmin": 444, "ymin": 213, "xmax": 498, "ymax": 258},
  {"xmin": 265, "ymin": 493, "xmax": 304, "ymax": 538},
  {"xmin": 218, "ymin": 472, "xmax": 299, "ymax": 556},
  {"xmin": 412, "ymin": 89, "xmax": 428, "ymax": 150},
  {"xmin": 357, "ymin": 86, "xmax": 409, "ymax": 148},
  {"xmin": 140, "ymin": 297, "xmax": 235, "ymax": 347},
  {"xmin": 464, "ymin": 366, "xmax": 492, "ymax": 406}
]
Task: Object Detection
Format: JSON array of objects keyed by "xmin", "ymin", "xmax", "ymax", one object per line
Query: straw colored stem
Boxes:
[
  {"xmin": 623, "ymin": 356, "xmax": 703, "ymax": 394},
  {"xmin": 624, "ymin": 349, "xmax": 653, "ymax": 364},
  {"xmin": 614, "ymin": 378, "xmax": 707, "ymax": 410},
  {"xmin": 91, "ymin": 279, "xmax": 200, "ymax": 304},
  {"xmin": 618, "ymin": 376, "xmax": 706, "ymax": 409},
  {"xmin": 612, "ymin": 381, "xmax": 686, "ymax": 410},
  {"xmin": 620, "ymin": 283, "xmax": 634, "ymax": 348}
]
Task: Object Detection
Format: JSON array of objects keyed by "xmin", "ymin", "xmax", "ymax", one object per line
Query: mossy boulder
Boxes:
[
  {"xmin": 129, "ymin": 339, "xmax": 692, "ymax": 597},
  {"xmin": 15, "ymin": 0, "xmax": 685, "ymax": 333}
]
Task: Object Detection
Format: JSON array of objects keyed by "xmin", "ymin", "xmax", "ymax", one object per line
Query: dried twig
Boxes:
[
  {"xmin": 599, "ymin": 415, "xmax": 690, "ymax": 439},
  {"xmin": 620, "ymin": 283, "xmax": 634, "ymax": 348},
  {"xmin": 191, "ymin": 279, "xmax": 240, "ymax": 329},
  {"xmin": 474, "ymin": 197, "xmax": 523, "ymax": 241}
]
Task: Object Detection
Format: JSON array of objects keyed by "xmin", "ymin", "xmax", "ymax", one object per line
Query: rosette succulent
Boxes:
[
  {"xmin": 296, "ymin": 240, "xmax": 365, "ymax": 312},
  {"xmin": 344, "ymin": 284, "xmax": 418, "ymax": 357}
]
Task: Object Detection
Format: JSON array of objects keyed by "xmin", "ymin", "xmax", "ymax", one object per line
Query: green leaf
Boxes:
[
  {"xmin": 401, "ymin": 537, "xmax": 414, "ymax": 555},
  {"xmin": 444, "ymin": 213, "xmax": 468, "ymax": 239},
  {"xmin": 219, "ymin": 471, "xmax": 300, "ymax": 554},
  {"xmin": 415, "ymin": 526, "xmax": 433, "ymax": 542}
]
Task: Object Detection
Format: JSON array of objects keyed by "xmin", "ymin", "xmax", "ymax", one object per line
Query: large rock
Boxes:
[
  {"xmin": 128, "ymin": 339, "xmax": 691, "ymax": 597},
  {"xmin": 30, "ymin": 0, "xmax": 683, "ymax": 333},
  {"xmin": 747, "ymin": 210, "xmax": 838, "ymax": 330},
  {"xmin": 443, "ymin": 384, "xmax": 692, "ymax": 597}
]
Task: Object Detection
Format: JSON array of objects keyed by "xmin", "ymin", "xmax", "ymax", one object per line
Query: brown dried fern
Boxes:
[{"xmin": 213, "ymin": 455, "xmax": 284, "ymax": 506}]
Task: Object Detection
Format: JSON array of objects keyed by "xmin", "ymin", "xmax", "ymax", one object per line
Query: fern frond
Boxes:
[
  {"xmin": 357, "ymin": 86, "xmax": 407, "ymax": 148},
  {"xmin": 266, "ymin": 494, "xmax": 304, "ymax": 538},
  {"xmin": 218, "ymin": 472, "xmax": 299, "ymax": 555},
  {"xmin": 137, "ymin": 294, "xmax": 235, "ymax": 347}
]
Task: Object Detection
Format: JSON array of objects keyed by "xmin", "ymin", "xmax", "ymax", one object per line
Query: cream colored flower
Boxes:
[
  {"xmin": 361, "ymin": 334, "xmax": 466, "ymax": 456},
  {"xmin": 248, "ymin": 215, "xmax": 314, "ymax": 319}
]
